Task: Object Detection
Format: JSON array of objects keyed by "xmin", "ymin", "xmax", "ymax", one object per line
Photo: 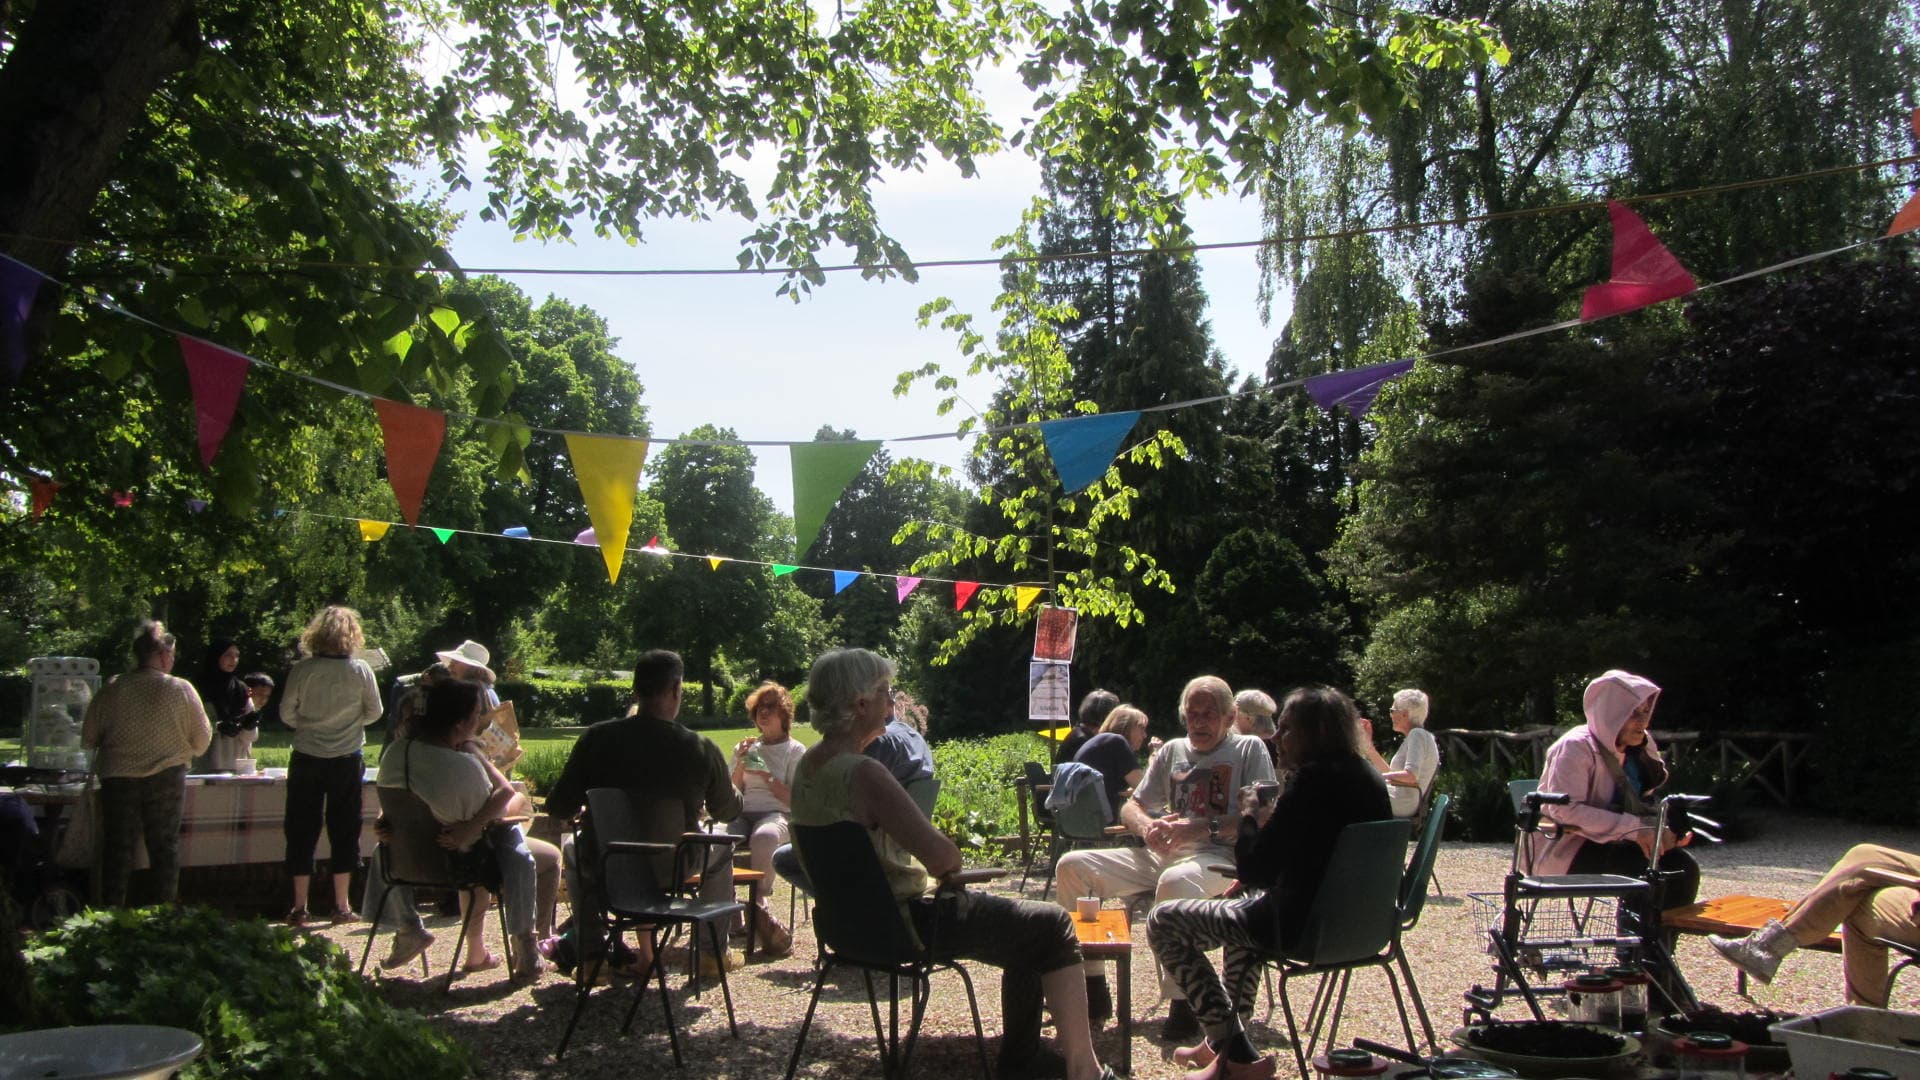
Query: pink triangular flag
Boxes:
[
  {"xmin": 895, "ymin": 576, "xmax": 922, "ymax": 603},
  {"xmin": 373, "ymin": 398, "xmax": 446, "ymax": 527},
  {"xmin": 111, "ymin": 491, "xmax": 134, "ymax": 508},
  {"xmin": 1580, "ymin": 201, "xmax": 1696, "ymax": 321},
  {"xmin": 177, "ymin": 335, "xmax": 252, "ymax": 468},
  {"xmin": 1890, "ymin": 112, "xmax": 1920, "ymax": 237},
  {"xmin": 955, "ymin": 581, "xmax": 980, "ymax": 610}
]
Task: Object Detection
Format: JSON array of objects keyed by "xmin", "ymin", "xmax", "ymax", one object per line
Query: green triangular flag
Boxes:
[
  {"xmin": 771, "ymin": 563, "xmax": 799, "ymax": 577},
  {"xmin": 430, "ymin": 528, "xmax": 453, "ymax": 544},
  {"xmin": 790, "ymin": 440, "xmax": 881, "ymax": 557}
]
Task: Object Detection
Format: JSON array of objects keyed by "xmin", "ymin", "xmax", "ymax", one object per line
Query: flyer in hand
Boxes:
[{"xmin": 474, "ymin": 700, "xmax": 523, "ymax": 769}]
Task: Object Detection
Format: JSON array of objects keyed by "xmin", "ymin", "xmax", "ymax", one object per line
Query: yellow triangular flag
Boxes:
[
  {"xmin": 358, "ymin": 519, "xmax": 392, "ymax": 541},
  {"xmin": 1016, "ymin": 585, "xmax": 1043, "ymax": 612},
  {"xmin": 563, "ymin": 434, "xmax": 649, "ymax": 583},
  {"xmin": 709, "ymin": 556, "xmax": 723, "ymax": 571}
]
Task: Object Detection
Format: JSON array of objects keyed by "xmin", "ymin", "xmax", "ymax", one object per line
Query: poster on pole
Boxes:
[
  {"xmin": 1028, "ymin": 660, "xmax": 1071, "ymax": 722},
  {"xmin": 1032, "ymin": 605, "xmax": 1079, "ymax": 663}
]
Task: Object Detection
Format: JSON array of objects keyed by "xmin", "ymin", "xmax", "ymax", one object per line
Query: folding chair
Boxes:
[
  {"xmin": 553, "ymin": 788, "xmax": 746, "ymax": 1063},
  {"xmin": 357, "ymin": 786, "xmax": 511, "ymax": 991},
  {"xmin": 784, "ymin": 820, "xmax": 992, "ymax": 1080}
]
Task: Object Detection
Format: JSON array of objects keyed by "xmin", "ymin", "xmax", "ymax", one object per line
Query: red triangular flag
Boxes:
[
  {"xmin": 1580, "ymin": 201, "xmax": 1697, "ymax": 321},
  {"xmin": 28, "ymin": 478, "xmax": 60, "ymax": 519},
  {"xmin": 1889, "ymin": 110, "xmax": 1920, "ymax": 237},
  {"xmin": 177, "ymin": 335, "xmax": 252, "ymax": 467},
  {"xmin": 373, "ymin": 398, "xmax": 446, "ymax": 527},
  {"xmin": 954, "ymin": 581, "xmax": 980, "ymax": 611},
  {"xmin": 111, "ymin": 491, "xmax": 134, "ymax": 508}
]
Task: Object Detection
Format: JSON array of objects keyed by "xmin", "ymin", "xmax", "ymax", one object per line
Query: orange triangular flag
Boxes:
[
  {"xmin": 373, "ymin": 399, "xmax": 446, "ymax": 527},
  {"xmin": 29, "ymin": 478, "xmax": 60, "ymax": 519},
  {"xmin": 1889, "ymin": 110, "xmax": 1920, "ymax": 237},
  {"xmin": 564, "ymin": 433, "xmax": 648, "ymax": 583},
  {"xmin": 1580, "ymin": 201, "xmax": 1696, "ymax": 320}
]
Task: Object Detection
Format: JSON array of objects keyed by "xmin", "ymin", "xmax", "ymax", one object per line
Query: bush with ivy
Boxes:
[
  {"xmin": 16, "ymin": 906, "xmax": 472, "ymax": 1079},
  {"xmin": 930, "ymin": 732, "xmax": 1048, "ymax": 858}
]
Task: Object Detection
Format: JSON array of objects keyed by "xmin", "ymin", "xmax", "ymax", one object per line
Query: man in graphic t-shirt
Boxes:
[{"xmin": 1053, "ymin": 675, "xmax": 1276, "ymax": 1040}]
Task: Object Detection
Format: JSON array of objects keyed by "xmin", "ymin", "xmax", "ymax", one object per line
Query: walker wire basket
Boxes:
[{"xmin": 1468, "ymin": 891, "xmax": 1629, "ymax": 978}]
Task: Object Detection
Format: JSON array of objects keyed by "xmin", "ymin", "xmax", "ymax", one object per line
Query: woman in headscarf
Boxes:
[{"xmin": 193, "ymin": 638, "xmax": 258, "ymax": 773}]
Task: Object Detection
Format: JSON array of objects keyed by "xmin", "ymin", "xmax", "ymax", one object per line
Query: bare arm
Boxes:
[{"xmin": 848, "ymin": 757, "xmax": 961, "ymax": 880}]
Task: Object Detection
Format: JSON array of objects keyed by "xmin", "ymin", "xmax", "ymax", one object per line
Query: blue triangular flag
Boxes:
[
  {"xmin": 1037, "ymin": 411, "xmax": 1140, "ymax": 494},
  {"xmin": 1304, "ymin": 359, "xmax": 1415, "ymax": 419},
  {"xmin": 503, "ymin": 526, "xmax": 531, "ymax": 539},
  {"xmin": 0, "ymin": 253, "xmax": 46, "ymax": 384},
  {"xmin": 833, "ymin": 569, "xmax": 861, "ymax": 595}
]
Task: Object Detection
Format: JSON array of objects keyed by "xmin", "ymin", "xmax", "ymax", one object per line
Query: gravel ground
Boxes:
[{"xmin": 310, "ymin": 809, "xmax": 1920, "ymax": 1078}]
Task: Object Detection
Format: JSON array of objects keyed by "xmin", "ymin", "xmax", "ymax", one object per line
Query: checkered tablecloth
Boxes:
[{"xmin": 51, "ymin": 777, "xmax": 379, "ymax": 869}]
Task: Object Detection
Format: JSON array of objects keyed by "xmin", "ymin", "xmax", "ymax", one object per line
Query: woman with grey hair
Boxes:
[
  {"xmin": 1359, "ymin": 688, "xmax": 1440, "ymax": 819},
  {"xmin": 791, "ymin": 648, "xmax": 1117, "ymax": 1080},
  {"xmin": 1233, "ymin": 689, "xmax": 1279, "ymax": 768}
]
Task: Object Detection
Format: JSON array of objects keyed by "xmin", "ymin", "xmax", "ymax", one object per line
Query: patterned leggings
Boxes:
[{"xmin": 1148, "ymin": 893, "xmax": 1269, "ymax": 1039}]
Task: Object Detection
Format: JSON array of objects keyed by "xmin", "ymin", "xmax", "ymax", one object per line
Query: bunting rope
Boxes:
[{"xmin": 4, "ymin": 151, "xmax": 1915, "ymax": 280}]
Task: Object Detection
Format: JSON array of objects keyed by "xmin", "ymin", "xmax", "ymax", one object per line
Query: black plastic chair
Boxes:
[
  {"xmin": 1879, "ymin": 936, "xmax": 1920, "ymax": 1000},
  {"xmin": 357, "ymin": 785, "xmax": 511, "ymax": 991},
  {"xmin": 1392, "ymin": 792, "xmax": 1451, "ymax": 1051},
  {"xmin": 1262, "ymin": 818, "xmax": 1419, "ymax": 1078},
  {"xmin": 553, "ymin": 788, "xmax": 746, "ymax": 1063},
  {"xmin": 783, "ymin": 820, "xmax": 991, "ymax": 1080},
  {"xmin": 1016, "ymin": 762, "xmax": 1056, "ymax": 893}
]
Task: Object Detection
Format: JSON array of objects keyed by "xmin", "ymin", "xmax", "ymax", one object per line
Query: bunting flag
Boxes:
[
  {"xmin": 709, "ymin": 556, "xmax": 723, "ymax": 571},
  {"xmin": 1015, "ymin": 585, "xmax": 1043, "ymax": 612},
  {"xmin": 430, "ymin": 527, "xmax": 454, "ymax": 544},
  {"xmin": 111, "ymin": 491, "xmax": 133, "ymax": 508},
  {"xmin": 644, "ymin": 535, "xmax": 665, "ymax": 553},
  {"xmin": 1888, "ymin": 110, "xmax": 1920, "ymax": 237},
  {"xmin": 372, "ymin": 398, "xmax": 446, "ymax": 527},
  {"xmin": 954, "ymin": 581, "xmax": 980, "ymax": 610},
  {"xmin": 1038, "ymin": 411, "xmax": 1139, "ymax": 494},
  {"xmin": 895, "ymin": 576, "xmax": 922, "ymax": 603},
  {"xmin": 790, "ymin": 440, "xmax": 882, "ymax": 557},
  {"xmin": 1581, "ymin": 201, "xmax": 1697, "ymax": 320},
  {"xmin": 573, "ymin": 527, "xmax": 598, "ymax": 546},
  {"xmin": 1305, "ymin": 359, "xmax": 1416, "ymax": 419},
  {"xmin": 771, "ymin": 563, "xmax": 799, "ymax": 577},
  {"xmin": 177, "ymin": 335, "xmax": 253, "ymax": 468},
  {"xmin": 564, "ymin": 433, "xmax": 649, "ymax": 583},
  {"xmin": 358, "ymin": 519, "xmax": 392, "ymax": 541},
  {"xmin": 185, "ymin": 498, "xmax": 207, "ymax": 513},
  {"xmin": 28, "ymin": 478, "xmax": 60, "ymax": 519},
  {"xmin": 503, "ymin": 526, "xmax": 531, "ymax": 538},
  {"xmin": 1, "ymin": 254, "xmax": 45, "ymax": 384},
  {"xmin": 833, "ymin": 569, "xmax": 861, "ymax": 595}
]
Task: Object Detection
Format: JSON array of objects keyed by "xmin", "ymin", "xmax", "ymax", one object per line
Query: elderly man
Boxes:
[
  {"xmin": 1359, "ymin": 688, "xmax": 1440, "ymax": 819},
  {"xmin": 1054, "ymin": 675, "xmax": 1277, "ymax": 1040}
]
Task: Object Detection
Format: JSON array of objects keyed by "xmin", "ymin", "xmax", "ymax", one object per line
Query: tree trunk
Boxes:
[{"xmin": 0, "ymin": 0, "xmax": 200, "ymax": 272}]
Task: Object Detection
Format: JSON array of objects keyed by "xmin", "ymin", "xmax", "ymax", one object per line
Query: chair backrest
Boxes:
[
  {"xmin": 1022, "ymin": 761, "xmax": 1054, "ymax": 824},
  {"xmin": 1282, "ymin": 818, "xmax": 1413, "ymax": 965},
  {"xmin": 1047, "ymin": 762, "xmax": 1114, "ymax": 839},
  {"xmin": 904, "ymin": 775, "xmax": 941, "ymax": 820},
  {"xmin": 584, "ymin": 787, "xmax": 686, "ymax": 903},
  {"xmin": 792, "ymin": 820, "xmax": 923, "ymax": 968},
  {"xmin": 375, "ymin": 786, "xmax": 463, "ymax": 886},
  {"xmin": 1399, "ymin": 792, "xmax": 1451, "ymax": 930}
]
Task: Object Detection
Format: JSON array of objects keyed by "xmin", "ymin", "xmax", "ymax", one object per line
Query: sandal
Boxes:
[
  {"xmin": 462, "ymin": 951, "xmax": 502, "ymax": 974},
  {"xmin": 285, "ymin": 908, "xmax": 310, "ymax": 929}
]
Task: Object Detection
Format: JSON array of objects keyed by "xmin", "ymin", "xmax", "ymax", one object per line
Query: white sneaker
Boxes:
[{"xmin": 1709, "ymin": 919, "xmax": 1798, "ymax": 985}]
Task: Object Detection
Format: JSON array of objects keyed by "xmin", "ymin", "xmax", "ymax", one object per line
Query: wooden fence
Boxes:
[{"xmin": 1434, "ymin": 728, "xmax": 1816, "ymax": 807}]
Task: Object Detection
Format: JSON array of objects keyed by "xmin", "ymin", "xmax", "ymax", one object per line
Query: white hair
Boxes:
[
  {"xmin": 806, "ymin": 648, "xmax": 896, "ymax": 736},
  {"xmin": 1392, "ymin": 688, "xmax": 1430, "ymax": 727}
]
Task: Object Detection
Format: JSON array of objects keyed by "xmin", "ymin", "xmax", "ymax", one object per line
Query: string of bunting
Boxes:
[{"xmin": 7, "ymin": 120, "xmax": 1920, "ymax": 586}]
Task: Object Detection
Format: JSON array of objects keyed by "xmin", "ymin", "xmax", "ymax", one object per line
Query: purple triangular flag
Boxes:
[
  {"xmin": 1303, "ymin": 359, "xmax": 1415, "ymax": 419},
  {"xmin": 2, "ymin": 254, "xmax": 47, "ymax": 383}
]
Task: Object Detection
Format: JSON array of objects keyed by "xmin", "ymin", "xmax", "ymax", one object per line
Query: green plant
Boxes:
[
  {"xmin": 930, "ymin": 733, "xmax": 1048, "ymax": 859},
  {"xmin": 18, "ymin": 906, "xmax": 472, "ymax": 1079},
  {"xmin": 1433, "ymin": 757, "xmax": 1533, "ymax": 842},
  {"xmin": 514, "ymin": 742, "xmax": 571, "ymax": 796}
]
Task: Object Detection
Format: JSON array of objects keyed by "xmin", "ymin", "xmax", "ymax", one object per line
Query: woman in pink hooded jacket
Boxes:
[{"xmin": 1532, "ymin": 671, "xmax": 1701, "ymax": 987}]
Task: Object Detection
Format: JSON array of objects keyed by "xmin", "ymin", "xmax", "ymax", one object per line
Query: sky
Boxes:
[{"xmin": 437, "ymin": 125, "xmax": 1288, "ymax": 517}]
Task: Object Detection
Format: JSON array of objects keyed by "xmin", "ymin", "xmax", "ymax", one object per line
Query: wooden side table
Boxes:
[
  {"xmin": 1662, "ymin": 894, "xmax": 1840, "ymax": 994},
  {"xmin": 1074, "ymin": 907, "xmax": 1133, "ymax": 1076}
]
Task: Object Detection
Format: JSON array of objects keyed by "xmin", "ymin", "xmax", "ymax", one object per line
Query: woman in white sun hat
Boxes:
[{"xmin": 437, "ymin": 640, "xmax": 500, "ymax": 709}]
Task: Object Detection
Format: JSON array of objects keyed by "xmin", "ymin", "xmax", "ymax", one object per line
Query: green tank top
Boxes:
[{"xmin": 791, "ymin": 751, "xmax": 929, "ymax": 901}]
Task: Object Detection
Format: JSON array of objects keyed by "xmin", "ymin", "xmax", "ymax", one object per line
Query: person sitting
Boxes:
[
  {"xmin": 1710, "ymin": 844, "xmax": 1920, "ymax": 1006},
  {"xmin": 1533, "ymin": 669, "xmax": 1700, "ymax": 992},
  {"xmin": 1359, "ymin": 688, "xmax": 1440, "ymax": 819},
  {"xmin": 375, "ymin": 679, "xmax": 552, "ymax": 978},
  {"xmin": 1072, "ymin": 704, "xmax": 1150, "ymax": 820},
  {"xmin": 726, "ymin": 681, "xmax": 804, "ymax": 957},
  {"xmin": 1148, "ymin": 686, "xmax": 1392, "ymax": 1080},
  {"xmin": 1232, "ymin": 690, "xmax": 1279, "ymax": 768},
  {"xmin": 545, "ymin": 649, "xmax": 741, "ymax": 978},
  {"xmin": 1058, "ymin": 689, "xmax": 1121, "ymax": 764},
  {"xmin": 1054, "ymin": 676, "xmax": 1277, "ymax": 1040},
  {"xmin": 792, "ymin": 648, "xmax": 1118, "ymax": 1080}
]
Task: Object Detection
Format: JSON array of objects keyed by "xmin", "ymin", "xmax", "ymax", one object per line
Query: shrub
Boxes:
[
  {"xmin": 930, "ymin": 733, "xmax": 1048, "ymax": 857},
  {"xmin": 515, "ymin": 742, "xmax": 571, "ymax": 796},
  {"xmin": 1432, "ymin": 757, "xmax": 1533, "ymax": 842},
  {"xmin": 18, "ymin": 906, "xmax": 472, "ymax": 1079}
]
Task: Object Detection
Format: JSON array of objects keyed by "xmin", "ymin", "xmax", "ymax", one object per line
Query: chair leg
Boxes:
[
  {"xmin": 357, "ymin": 882, "xmax": 391, "ymax": 976},
  {"xmin": 900, "ymin": 973, "xmax": 933, "ymax": 1078},
  {"xmin": 654, "ymin": 930, "xmax": 684, "ymax": 1067},
  {"xmin": 1276, "ymin": 968, "xmax": 1312, "ymax": 1080},
  {"xmin": 444, "ymin": 888, "xmax": 482, "ymax": 994},
  {"xmin": 706, "ymin": 917, "xmax": 740, "ymax": 1036},
  {"xmin": 945, "ymin": 961, "xmax": 992, "ymax": 1080},
  {"xmin": 784, "ymin": 958, "xmax": 834, "ymax": 1080},
  {"xmin": 1392, "ymin": 943, "xmax": 1440, "ymax": 1052},
  {"xmin": 618, "ymin": 929, "xmax": 655, "ymax": 1036},
  {"xmin": 860, "ymin": 969, "xmax": 896, "ymax": 1080}
]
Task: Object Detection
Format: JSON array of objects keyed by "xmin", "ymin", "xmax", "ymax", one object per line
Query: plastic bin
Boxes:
[{"xmin": 1770, "ymin": 1005, "xmax": 1920, "ymax": 1079}]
